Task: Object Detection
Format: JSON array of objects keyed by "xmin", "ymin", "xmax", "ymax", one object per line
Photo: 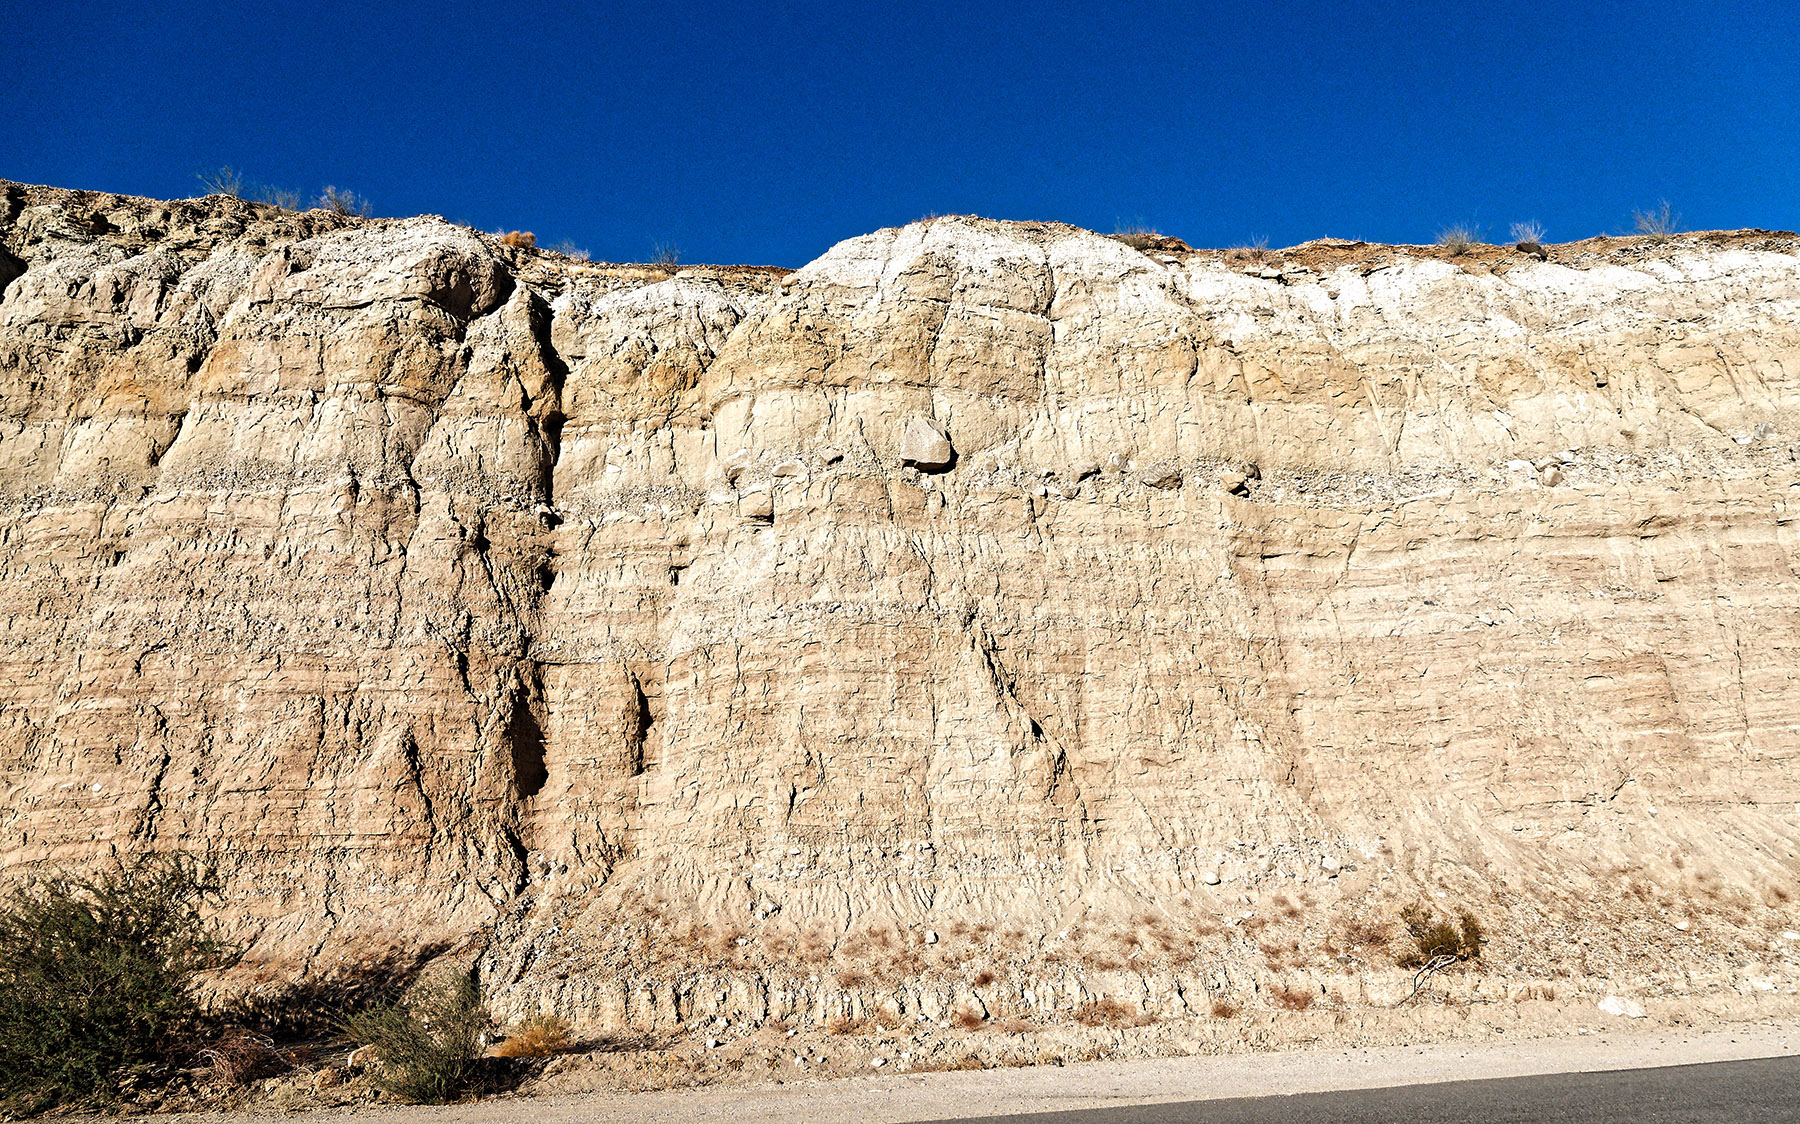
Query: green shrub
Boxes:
[
  {"xmin": 341, "ymin": 973, "xmax": 486, "ymax": 1104},
  {"xmin": 1397, "ymin": 902, "xmax": 1484, "ymax": 967},
  {"xmin": 0, "ymin": 855, "xmax": 238, "ymax": 1113}
]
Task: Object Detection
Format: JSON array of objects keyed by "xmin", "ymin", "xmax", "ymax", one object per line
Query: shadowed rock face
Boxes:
[{"xmin": 3, "ymin": 181, "xmax": 1800, "ymax": 1025}]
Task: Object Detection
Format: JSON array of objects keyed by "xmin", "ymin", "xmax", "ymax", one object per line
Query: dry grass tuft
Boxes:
[
  {"xmin": 492, "ymin": 1013, "xmax": 572, "ymax": 1058},
  {"xmin": 314, "ymin": 186, "xmax": 373, "ymax": 218},
  {"xmin": 951, "ymin": 1006, "xmax": 987, "ymax": 1030},
  {"xmin": 825, "ymin": 1014, "xmax": 869, "ymax": 1036},
  {"xmin": 1271, "ymin": 984, "xmax": 1316, "ymax": 1011},
  {"xmin": 1081, "ymin": 946, "xmax": 1126, "ymax": 970},
  {"xmin": 1340, "ymin": 913, "xmax": 1392, "ymax": 952},
  {"xmin": 1633, "ymin": 200, "xmax": 1681, "ymax": 241},
  {"xmin": 196, "ymin": 1030, "xmax": 285, "ymax": 1086},
  {"xmin": 911, "ymin": 1053, "xmax": 986, "ymax": 1072},
  {"xmin": 1509, "ymin": 220, "xmax": 1547, "ymax": 247},
  {"xmin": 1109, "ymin": 224, "xmax": 1161, "ymax": 251},
  {"xmin": 499, "ymin": 231, "xmax": 537, "ymax": 249},
  {"xmin": 1072, "ymin": 998, "xmax": 1154, "ymax": 1028},
  {"xmin": 836, "ymin": 966, "xmax": 872, "ymax": 988},
  {"xmin": 1209, "ymin": 999, "xmax": 1238, "ymax": 1019},
  {"xmin": 1227, "ymin": 235, "xmax": 1271, "ymax": 263},
  {"xmin": 255, "ymin": 186, "xmax": 302, "ymax": 210},
  {"xmin": 1435, "ymin": 223, "xmax": 1481, "ymax": 256},
  {"xmin": 1260, "ymin": 937, "xmax": 1306, "ymax": 970},
  {"xmin": 196, "ymin": 166, "xmax": 246, "ymax": 198}
]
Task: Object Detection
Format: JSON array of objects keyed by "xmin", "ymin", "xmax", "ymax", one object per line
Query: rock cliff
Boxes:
[{"xmin": 3, "ymin": 180, "xmax": 1799, "ymax": 1034}]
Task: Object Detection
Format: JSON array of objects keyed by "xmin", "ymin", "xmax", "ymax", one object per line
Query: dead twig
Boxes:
[{"xmin": 1398, "ymin": 953, "xmax": 1459, "ymax": 1005}]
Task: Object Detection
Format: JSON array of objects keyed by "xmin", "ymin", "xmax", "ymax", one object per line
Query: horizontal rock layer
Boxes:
[{"xmin": 2, "ymin": 181, "xmax": 1798, "ymax": 1021}]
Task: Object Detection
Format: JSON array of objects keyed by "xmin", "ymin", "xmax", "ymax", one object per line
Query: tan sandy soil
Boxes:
[{"xmin": 144, "ymin": 1014, "xmax": 1800, "ymax": 1124}]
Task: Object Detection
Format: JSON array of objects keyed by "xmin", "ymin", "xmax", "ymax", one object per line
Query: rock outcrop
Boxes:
[{"xmin": 3, "ymin": 180, "xmax": 1799, "ymax": 1032}]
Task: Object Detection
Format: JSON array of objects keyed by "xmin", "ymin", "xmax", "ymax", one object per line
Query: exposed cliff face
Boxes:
[{"xmin": 3, "ymin": 180, "xmax": 1798, "ymax": 1030}]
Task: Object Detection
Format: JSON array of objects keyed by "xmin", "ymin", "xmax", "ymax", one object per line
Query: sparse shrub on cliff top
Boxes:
[
  {"xmin": 340, "ymin": 974, "xmax": 485, "ymax": 1104},
  {"xmin": 651, "ymin": 240, "xmax": 681, "ymax": 269},
  {"xmin": 315, "ymin": 186, "xmax": 374, "ymax": 218},
  {"xmin": 1227, "ymin": 235, "xmax": 1271, "ymax": 263},
  {"xmin": 1509, "ymin": 219, "xmax": 1547, "ymax": 247},
  {"xmin": 1108, "ymin": 223, "xmax": 1161, "ymax": 251},
  {"xmin": 254, "ymin": 185, "xmax": 302, "ymax": 210},
  {"xmin": 1434, "ymin": 223, "xmax": 1481, "ymax": 256},
  {"xmin": 499, "ymin": 230, "xmax": 536, "ymax": 249},
  {"xmin": 0, "ymin": 855, "xmax": 239, "ymax": 1114},
  {"xmin": 196, "ymin": 166, "xmax": 246, "ymax": 198},
  {"xmin": 1633, "ymin": 200, "xmax": 1681, "ymax": 241}
]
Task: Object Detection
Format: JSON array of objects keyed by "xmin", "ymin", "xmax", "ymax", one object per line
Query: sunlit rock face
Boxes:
[{"xmin": 3, "ymin": 180, "xmax": 1799, "ymax": 1024}]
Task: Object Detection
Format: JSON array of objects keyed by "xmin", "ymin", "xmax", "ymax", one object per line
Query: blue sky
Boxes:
[{"xmin": 5, "ymin": 0, "xmax": 1796, "ymax": 265}]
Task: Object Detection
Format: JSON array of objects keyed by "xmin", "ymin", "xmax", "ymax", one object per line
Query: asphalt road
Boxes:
[{"xmin": 927, "ymin": 1055, "xmax": 1800, "ymax": 1124}]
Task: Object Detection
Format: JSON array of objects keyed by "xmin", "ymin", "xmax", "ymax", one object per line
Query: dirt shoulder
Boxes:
[{"xmin": 151, "ymin": 1016, "xmax": 1800, "ymax": 1124}]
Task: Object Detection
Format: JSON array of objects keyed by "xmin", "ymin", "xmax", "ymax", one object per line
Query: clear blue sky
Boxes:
[{"xmin": 5, "ymin": 0, "xmax": 1795, "ymax": 265}]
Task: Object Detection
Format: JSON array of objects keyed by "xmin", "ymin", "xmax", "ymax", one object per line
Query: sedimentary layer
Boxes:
[{"xmin": 3, "ymin": 180, "xmax": 1798, "ymax": 1031}]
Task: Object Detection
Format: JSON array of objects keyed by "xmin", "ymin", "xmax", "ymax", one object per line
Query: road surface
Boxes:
[{"xmin": 930, "ymin": 1054, "xmax": 1800, "ymax": 1122}]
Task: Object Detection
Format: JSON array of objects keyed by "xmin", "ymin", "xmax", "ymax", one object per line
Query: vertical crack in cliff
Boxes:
[
  {"xmin": 0, "ymin": 245, "xmax": 23, "ymax": 302},
  {"xmin": 399, "ymin": 730, "xmax": 438, "ymax": 832},
  {"xmin": 508, "ymin": 671, "xmax": 549, "ymax": 800},
  {"xmin": 628, "ymin": 674, "xmax": 656, "ymax": 776},
  {"xmin": 966, "ymin": 620, "xmax": 1080, "ymax": 819},
  {"xmin": 131, "ymin": 706, "xmax": 172, "ymax": 844},
  {"xmin": 520, "ymin": 287, "xmax": 570, "ymax": 495}
]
